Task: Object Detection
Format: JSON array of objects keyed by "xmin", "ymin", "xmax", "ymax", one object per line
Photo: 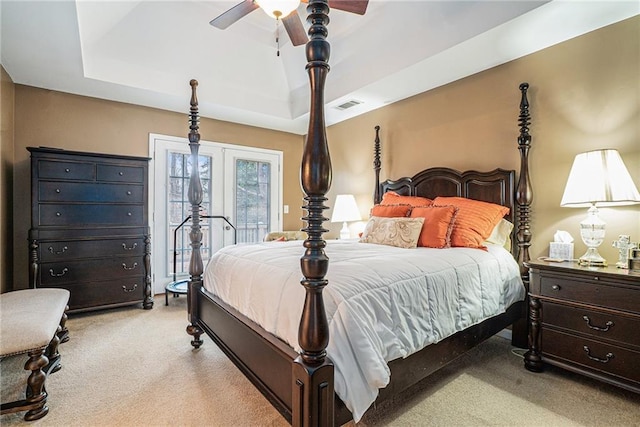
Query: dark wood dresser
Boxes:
[
  {"xmin": 524, "ymin": 260, "xmax": 639, "ymax": 393},
  {"xmin": 28, "ymin": 147, "xmax": 153, "ymax": 313}
]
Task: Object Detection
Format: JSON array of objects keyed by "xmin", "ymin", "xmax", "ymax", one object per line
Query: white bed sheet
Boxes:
[{"xmin": 203, "ymin": 239, "xmax": 525, "ymax": 421}]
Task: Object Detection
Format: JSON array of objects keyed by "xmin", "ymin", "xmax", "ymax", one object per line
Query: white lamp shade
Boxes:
[
  {"xmin": 560, "ymin": 149, "xmax": 640, "ymax": 208},
  {"xmin": 257, "ymin": 0, "xmax": 300, "ymax": 19},
  {"xmin": 331, "ymin": 194, "xmax": 362, "ymax": 223}
]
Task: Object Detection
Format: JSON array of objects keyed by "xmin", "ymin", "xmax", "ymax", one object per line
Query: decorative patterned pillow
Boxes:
[
  {"xmin": 370, "ymin": 204, "xmax": 412, "ymax": 218},
  {"xmin": 433, "ymin": 196, "xmax": 510, "ymax": 249},
  {"xmin": 381, "ymin": 191, "xmax": 433, "ymax": 207},
  {"xmin": 409, "ymin": 205, "xmax": 458, "ymax": 248},
  {"xmin": 360, "ymin": 216, "xmax": 425, "ymax": 249}
]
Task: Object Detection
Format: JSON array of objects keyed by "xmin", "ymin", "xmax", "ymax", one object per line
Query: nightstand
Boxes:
[{"xmin": 524, "ymin": 260, "xmax": 640, "ymax": 393}]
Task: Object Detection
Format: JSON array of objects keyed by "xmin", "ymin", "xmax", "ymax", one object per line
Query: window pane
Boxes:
[
  {"xmin": 236, "ymin": 159, "xmax": 271, "ymax": 243},
  {"xmin": 167, "ymin": 151, "xmax": 213, "ymax": 277}
]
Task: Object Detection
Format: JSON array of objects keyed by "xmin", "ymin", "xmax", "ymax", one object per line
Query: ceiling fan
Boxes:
[{"xmin": 209, "ymin": 0, "xmax": 369, "ymax": 47}]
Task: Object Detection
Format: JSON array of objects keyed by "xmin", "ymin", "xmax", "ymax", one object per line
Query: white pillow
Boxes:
[
  {"xmin": 484, "ymin": 218, "xmax": 514, "ymax": 250},
  {"xmin": 360, "ymin": 216, "xmax": 425, "ymax": 249}
]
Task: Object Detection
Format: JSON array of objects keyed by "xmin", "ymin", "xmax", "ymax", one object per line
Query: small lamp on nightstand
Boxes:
[
  {"xmin": 560, "ymin": 149, "xmax": 640, "ymax": 267},
  {"xmin": 331, "ymin": 194, "xmax": 362, "ymax": 239}
]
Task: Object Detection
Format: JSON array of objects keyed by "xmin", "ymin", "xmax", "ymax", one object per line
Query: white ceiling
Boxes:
[{"xmin": 1, "ymin": 1, "xmax": 638, "ymax": 135}]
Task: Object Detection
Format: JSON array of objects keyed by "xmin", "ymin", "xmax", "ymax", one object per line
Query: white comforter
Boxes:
[{"xmin": 203, "ymin": 239, "xmax": 525, "ymax": 421}]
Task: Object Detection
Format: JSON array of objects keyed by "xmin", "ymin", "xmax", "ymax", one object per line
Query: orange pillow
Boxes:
[
  {"xmin": 381, "ymin": 191, "xmax": 433, "ymax": 207},
  {"xmin": 433, "ymin": 197, "xmax": 509, "ymax": 249},
  {"xmin": 410, "ymin": 205, "xmax": 458, "ymax": 248},
  {"xmin": 370, "ymin": 204, "xmax": 412, "ymax": 218}
]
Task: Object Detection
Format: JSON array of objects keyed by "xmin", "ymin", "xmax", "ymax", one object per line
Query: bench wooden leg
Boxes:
[
  {"xmin": 44, "ymin": 327, "xmax": 62, "ymax": 375},
  {"xmin": 0, "ymin": 349, "xmax": 49, "ymax": 421},
  {"xmin": 57, "ymin": 306, "xmax": 70, "ymax": 344}
]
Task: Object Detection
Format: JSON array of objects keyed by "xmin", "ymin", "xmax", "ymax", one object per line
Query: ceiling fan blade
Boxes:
[
  {"xmin": 209, "ymin": 0, "xmax": 260, "ymax": 29},
  {"xmin": 282, "ymin": 11, "xmax": 308, "ymax": 46},
  {"xmin": 301, "ymin": 0, "xmax": 368, "ymax": 15}
]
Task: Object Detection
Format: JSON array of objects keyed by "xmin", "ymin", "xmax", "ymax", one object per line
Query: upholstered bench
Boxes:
[{"xmin": 0, "ymin": 288, "xmax": 70, "ymax": 421}]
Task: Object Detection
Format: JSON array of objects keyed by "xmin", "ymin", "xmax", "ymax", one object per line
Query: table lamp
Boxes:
[
  {"xmin": 331, "ymin": 194, "xmax": 362, "ymax": 239},
  {"xmin": 560, "ymin": 149, "xmax": 640, "ymax": 267}
]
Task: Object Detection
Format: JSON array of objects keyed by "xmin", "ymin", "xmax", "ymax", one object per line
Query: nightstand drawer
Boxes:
[
  {"xmin": 543, "ymin": 302, "xmax": 640, "ymax": 348},
  {"xmin": 540, "ymin": 275, "xmax": 639, "ymax": 314},
  {"xmin": 542, "ymin": 329, "xmax": 640, "ymax": 383}
]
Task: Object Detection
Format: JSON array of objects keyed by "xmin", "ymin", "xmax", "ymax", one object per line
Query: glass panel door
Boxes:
[{"xmin": 225, "ymin": 148, "xmax": 282, "ymax": 244}]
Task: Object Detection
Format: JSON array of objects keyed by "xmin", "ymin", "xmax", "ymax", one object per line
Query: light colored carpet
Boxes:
[{"xmin": 1, "ymin": 296, "xmax": 638, "ymax": 426}]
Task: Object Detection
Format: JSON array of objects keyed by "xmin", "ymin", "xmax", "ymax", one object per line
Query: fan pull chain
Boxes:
[{"xmin": 275, "ymin": 19, "xmax": 281, "ymax": 57}]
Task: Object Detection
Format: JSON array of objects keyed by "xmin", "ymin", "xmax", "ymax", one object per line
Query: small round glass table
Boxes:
[{"xmin": 165, "ymin": 279, "xmax": 188, "ymax": 305}]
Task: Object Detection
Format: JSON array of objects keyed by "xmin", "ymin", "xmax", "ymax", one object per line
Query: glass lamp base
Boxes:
[{"xmin": 578, "ymin": 247, "xmax": 607, "ymax": 267}]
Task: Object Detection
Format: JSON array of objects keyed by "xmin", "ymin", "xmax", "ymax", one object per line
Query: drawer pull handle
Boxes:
[
  {"xmin": 49, "ymin": 267, "xmax": 69, "ymax": 277},
  {"xmin": 582, "ymin": 316, "xmax": 614, "ymax": 332},
  {"xmin": 122, "ymin": 243, "xmax": 138, "ymax": 251},
  {"xmin": 583, "ymin": 346, "xmax": 614, "ymax": 364},
  {"xmin": 48, "ymin": 246, "xmax": 68, "ymax": 255},
  {"xmin": 122, "ymin": 262, "xmax": 138, "ymax": 270},
  {"xmin": 122, "ymin": 284, "xmax": 138, "ymax": 293},
  {"xmin": 551, "ymin": 284, "xmax": 561, "ymax": 291}
]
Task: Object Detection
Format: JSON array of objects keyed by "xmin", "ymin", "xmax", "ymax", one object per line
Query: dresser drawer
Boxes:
[
  {"xmin": 39, "ymin": 237, "xmax": 145, "ymax": 262},
  {"xmin": 540, "ymin": 275, "xmax": 640, "ymax": 314},
  {"xmin": 543, "ymin": 302, "xmax": 640, "ymax": 348},
  {"xmin": 542, "ymin": 328, "xmax": 640, "ymax": 383},
  {"xmin": 39, "ymin": 181, "xmax": 144, "ymax": 203},
  {"xmin": 38, "ymin": 160, "xmax": 95, "ymax": 180},
  {"xmin": 46, "ymin": 279, "xmax": 144, "ymax": 311},
  {"xmin": 39, "ymin": 204, "xmax": 144, "ymax": 226},
  {"xmin": 40, "ymin": 257, "xmax": 144, "ymax": 285},
  {"xmin": 97, "ymin": 164, "xmax": 145, "ymax": 183}
]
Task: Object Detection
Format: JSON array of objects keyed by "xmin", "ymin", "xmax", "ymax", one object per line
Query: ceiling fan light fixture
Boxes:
[{"xmin": 257, "ymin": 0, "xmax": 300, "ymax": 20}]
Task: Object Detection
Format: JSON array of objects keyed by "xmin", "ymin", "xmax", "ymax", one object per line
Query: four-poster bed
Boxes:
[{"xmin": 184, "ymin": 2, "xmax": 533, "ymax": 425}]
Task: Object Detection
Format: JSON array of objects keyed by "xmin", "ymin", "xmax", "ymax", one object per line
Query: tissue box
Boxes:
[{"xmin": 549, "ymin": 242, "xmax": 573, "ymax": 260}]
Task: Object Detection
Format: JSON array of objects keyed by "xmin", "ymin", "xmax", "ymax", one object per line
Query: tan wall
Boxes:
[
  {"xmin": 9, "ymin": 17, "xmax": 640, "ymax": 289},
  {"xmin": 12, "ymin": 87, "xmax": 304, "ymax": 289},
  {"xmin": 1, "ymin": 66, "xmax": 15, "ymax": 293},
  {"xmin": 327, "ymin": 16, "xmax": 640, "ymax": 264}
]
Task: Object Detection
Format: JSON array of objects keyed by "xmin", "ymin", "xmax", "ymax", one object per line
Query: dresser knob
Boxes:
[
  {"xmin": 127, "ymin": 212, "xmax": 132, "ymax": 216},
  {"xmin": 583, "ymin": 346, "xmax": 614, "ymax": 364},
  {"xmin": 56, "ymin": 212, "xmax": 61, "ymax": 217},
  {"xmin": 127, "ymin": 191, "xmax": 132, "ymax": 195},
  {"xmin": 49, "ymin": 267, "xmax": 69, "ymax": 277},
  {"xmin": 122, "ymin": 284, "xmax": 138, "ymax": 293},
  {"xmin": 56, "ymin": 189, "xmax": 61, "ymax": 193},
  {"xmin": 122, "ymin": 262, "xmax": 138, "ymax": 270},
  {"xmin": 64, "ymin": 168, "xmax": 70, "ymax": 173},
  {"xmin": 119, "ymin": 172, "xmax": 124, "ymax": 176},
  {"xmin": 48, "ymin": 246, "xmax": 68, "ymax": 255},
  {"xmin": 551, "ymin": 284, "xmax": 561, "ymax": 291},
  {"xmin": 582, "ymin": 316, "xmax": 614, "ymax": 332}
]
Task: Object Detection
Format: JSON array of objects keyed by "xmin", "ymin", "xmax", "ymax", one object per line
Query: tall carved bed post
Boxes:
[
  {"xmin": 293, "ymin": 1, "xmax": 334, "ymax": 426},
  {"xmin": 512, "ymin": 82, "xmax": 533, "ymax": 349},
  {"xmin": 373, "ymin": 125, "xmax": 382, "ymax": 204},
  {"xmin": 186, "ymin": 79, "xmax": 204, "ymax": 348}
]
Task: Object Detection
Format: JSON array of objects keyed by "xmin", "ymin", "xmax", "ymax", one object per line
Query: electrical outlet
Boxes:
[{"xmin": 284, "ymin": 205, "xmax": 289, "ymax": 214}]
